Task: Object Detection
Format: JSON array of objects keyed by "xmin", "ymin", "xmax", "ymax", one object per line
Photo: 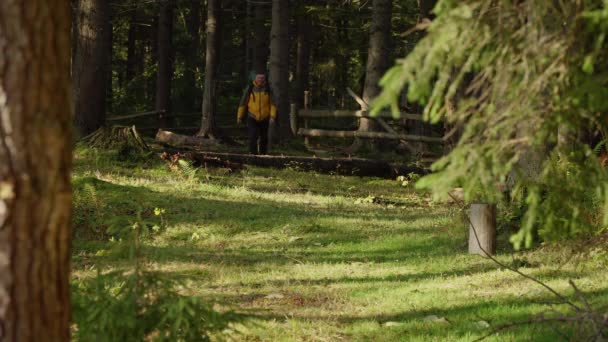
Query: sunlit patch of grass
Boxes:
[{"xmin": 71, "ymin": 147, "xmax": 608, "ymax": 341}]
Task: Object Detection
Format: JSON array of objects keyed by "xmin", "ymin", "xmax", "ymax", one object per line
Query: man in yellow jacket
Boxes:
[{"xmin": 237, "ymin": 73, "xmax": 277, "ymax": 155}]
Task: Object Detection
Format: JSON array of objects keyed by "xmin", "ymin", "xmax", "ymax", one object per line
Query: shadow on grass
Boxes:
[
  {"xmin": 237, "ymin": 287, "xmax": 608, "ymax": 341},
  {"xmin": 73, "ymin": 177, "xmax": 457, "ymax": 257}
]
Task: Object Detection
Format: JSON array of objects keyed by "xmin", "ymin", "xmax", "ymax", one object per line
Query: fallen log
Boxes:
[
  {"xmin": 160, "ymin": 152, "xmax": 245, "ymax": 171},
  {"xmin": 155, "ymin": 129, "xmax": 221, "ymax": 147},
  {"xmin": 177, "ymin": 151, "xmax": 429, "ymax": 178}
]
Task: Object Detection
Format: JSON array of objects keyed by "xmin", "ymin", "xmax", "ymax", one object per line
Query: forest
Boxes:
[{"xmin": 0, "ymin": 0, "xmax": 607, "ymax": 341}]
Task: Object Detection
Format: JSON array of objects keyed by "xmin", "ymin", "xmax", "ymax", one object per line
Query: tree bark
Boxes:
[
  {"xmin": 72, "ymin": 0, "xmax": 111, "ymax": 137},
  {"xmin": 198, "ymin": 0, "xmax": 219, "ymax": 137},
  {"xmin": 184, "ymin": 0, "xmax": 202, "ymax": 112},
  {"xmin": 270, "ymin": 0, "xmax": 291, "ymax": 138},
  {"xmin": 155, "ymin": 1, "xmax": 174, "ymax": 128},
  {"xmin": 0, "ymin": 1, "xmax": 73, "ymax": 341}
]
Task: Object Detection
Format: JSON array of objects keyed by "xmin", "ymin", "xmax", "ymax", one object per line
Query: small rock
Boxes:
[
  {"xmin": 383, "ymin": 321, "xmax": 404, "ymax": 327},
  {"xmin": 474, "ymin": 320, "xmax": 490, "ymax": 329},
  {"xmin": 265, "ymin": 293, "xmax": 285, "ymax": 300},
  {"xmin": 423, "ymin": 315, "xmax": 450, "ymax": 324}
]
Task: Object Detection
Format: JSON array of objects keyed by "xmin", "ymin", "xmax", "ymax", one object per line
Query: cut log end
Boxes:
[{"xmin": 468, "ymin": 203, "xmax": 497, "ymax": 256}]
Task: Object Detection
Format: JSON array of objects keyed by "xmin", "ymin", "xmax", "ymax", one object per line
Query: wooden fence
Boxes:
[{"xmin": 289, "ymin": 89, "xmax": 445, "ymax": 146}]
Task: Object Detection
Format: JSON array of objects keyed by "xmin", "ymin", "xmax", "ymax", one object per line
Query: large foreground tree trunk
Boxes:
[
  {"xmin": 72, "ymin": 0, "xmax": 111, "ymax": 137},
  {"xmin": 0, "ymin": 1, "xmax": 73, "ymax": 341},
  {"xmin": 270, "ymin": 0, "xmax": 291, "ymax": 138},
  {"xmin": 155, "ymin": 1, "xmax": 174, "ymax": 128},
  {"xmin": 198, "ymin": 0, "xmax": 219, "ymax": 137}
]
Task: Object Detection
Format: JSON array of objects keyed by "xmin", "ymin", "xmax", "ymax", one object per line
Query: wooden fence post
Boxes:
[
  {"xmin": 468, "ymin": 203, "xmax": 497, "ymax": 256},
  {"xmin": 290, "ymin": 104, "xmax": 298, "ymax": 136}
]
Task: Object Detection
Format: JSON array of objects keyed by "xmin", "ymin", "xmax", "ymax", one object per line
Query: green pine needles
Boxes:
[{"xmin": 373, "ymin": 0, "xmax": 608, "ymax": 248}]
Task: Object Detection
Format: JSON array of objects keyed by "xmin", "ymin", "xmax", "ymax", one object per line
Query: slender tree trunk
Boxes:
[
  {"xmin": 198, "ymin": 0, "xmax": 219, "ymax": 137},
  {"xmin": 155, "ymin": 0, "xmax": 174, "ymax": 128},
  {"xmin": 270, "ymin": 0, "xmax": 291, "ymax": 138},
  {"xmin": 126, "ymin": 10, "xmax": 138, "ymax": 82},
  {"xmin": 354, "ymin": 0, "xmax": 392, "ymax": 150},
  {"xmin": 409, "ymin": 0, "xmax": 438, "ymax": 150},
  {"xmin": 107, "ymin": 20, "xmax": 113, "ymax": 114},
  {"xmin": 0, "ymin": 1, "xmax": 73, "ymax": 341},
  {"xmin": 252, "ymin": 2, "xmax": 270, "ymax": 72},
  {"xmin": 245, "ymin": 1, "xmax": 253, "ymax": 80},
  {"xmin": 72, "ymin": 0, "xmax": 111, "ymax": 137},
  {"xmin": 185, "ymin": 0, "xmax": 202, "ymax": 111},
  {"xmin": 295, "ymin": 4, "xmax": 312, "ymax": 108}
]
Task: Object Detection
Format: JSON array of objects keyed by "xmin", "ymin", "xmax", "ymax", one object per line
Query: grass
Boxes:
[{"xmin": 71, "ymin": 146, "xmax": 608, "ymax": 341}]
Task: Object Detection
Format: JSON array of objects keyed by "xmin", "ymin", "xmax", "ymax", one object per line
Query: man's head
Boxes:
[{"xmin": 254, "ymin": 73, "xmax": 266, "ymax": 87}]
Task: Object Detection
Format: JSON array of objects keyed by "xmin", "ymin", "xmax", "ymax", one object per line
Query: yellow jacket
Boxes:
[{"xmin": 237, "ymin": 82, "xmax": 277, "ymax": 122}]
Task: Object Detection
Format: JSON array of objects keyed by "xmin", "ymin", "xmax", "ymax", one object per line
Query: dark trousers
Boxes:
[{"xmin": 247, "ymin": 116, "xmax": 269, "ymax": 155}]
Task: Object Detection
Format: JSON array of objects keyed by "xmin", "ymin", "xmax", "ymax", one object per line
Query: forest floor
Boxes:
[{"xmin": 71, "ymin": 146, "xmax": 608, "ymax": 341}]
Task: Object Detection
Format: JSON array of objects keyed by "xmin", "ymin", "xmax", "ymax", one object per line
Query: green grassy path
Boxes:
[{"xmin": 71, "ymin": 149, "xmax": 608, "ymax": 341}]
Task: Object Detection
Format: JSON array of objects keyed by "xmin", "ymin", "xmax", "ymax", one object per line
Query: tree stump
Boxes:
[{"xmin": 468, "ymin": 203, "xmax": 497, "ymax": 256}]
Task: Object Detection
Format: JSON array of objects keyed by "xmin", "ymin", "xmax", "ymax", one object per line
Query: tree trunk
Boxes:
[
  {"xmin": 155, "ymin": 1, "xmax": 174, "ymax": 128},
  {"xmin": 409, "ymin": 0, "xmax": 438, "ymax": 152},
  {"xmin": 295, "ymin": 4, "xmax": 312, "ymax": 108},
  {"xmin": 252, "ymin": 2, "xmax": 270, "ymax": 73},
  {"xmin": 244, "ymin": 1, "xmax": 253, "ymax": 80},
  {"xmin": 198, "ymin": 0, "xmax": 219, "ymax": 137},
  {"xmin": 72, "ymin": 0, "xmax": 111, "ymax": 137},
  {"xmin": 126, "ymin": 10, "xmax": 138, "ymax": 82},
  {"xmin": 352, "ymin": 0, "xmax": 392, "ymax": 151},
  {"xmin": 270, "ymin": 0, "xmax": 291, "ymax": 138},
  {"xmin": 185, "ymin": 0, "xmax": 202, "ymax": 112},
  {"xmin": 0, "ymin": 1, "xmax": 73, "ymax": 341},
  {"xmin": 468, "ymin": 204, "xmax": 497, "ymax": 256},
  {"xmin": 107, "ymin": 18, "xmax": 114, "ymax": 114},
  {"xmin": 418, "ymin": 0, "xmax": 437, "ymax": 20}
]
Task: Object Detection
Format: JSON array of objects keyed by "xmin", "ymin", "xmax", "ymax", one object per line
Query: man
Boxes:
[{"xmin": 237, "ymin": 72, "xmax": 277, "ymax": 155}]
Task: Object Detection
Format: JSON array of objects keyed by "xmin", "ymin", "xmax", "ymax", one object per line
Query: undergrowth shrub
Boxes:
[{"xmin": 72, "ymin": 210, "xmax": 238, "ymax": 341}]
